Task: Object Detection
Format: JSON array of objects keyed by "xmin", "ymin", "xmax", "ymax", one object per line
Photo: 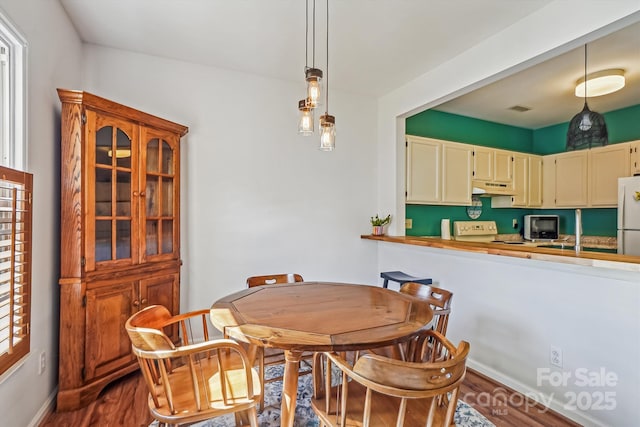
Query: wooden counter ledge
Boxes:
[{"xmin": 361, "ymin": 235, "xmax": 640, "ymax": 272}]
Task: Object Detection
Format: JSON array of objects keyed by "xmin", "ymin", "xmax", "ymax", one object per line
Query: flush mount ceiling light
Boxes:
[
  {"xmin": 567, "ymin": 45, "xmax": 608, "ymax": 151},
  {"xmin": 575, "ymin": 68, "xmax": 625, "ymax": 97}
]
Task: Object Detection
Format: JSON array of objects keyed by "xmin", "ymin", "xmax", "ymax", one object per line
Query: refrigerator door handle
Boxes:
[{"xmin": 618, "ymin": 181, "xmax": 625, "ymax": 228}]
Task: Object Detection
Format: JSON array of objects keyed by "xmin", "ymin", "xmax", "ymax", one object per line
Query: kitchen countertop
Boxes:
[{"xmin": 361, "ymin": 234, "xmax": 640, "ymax": 271}]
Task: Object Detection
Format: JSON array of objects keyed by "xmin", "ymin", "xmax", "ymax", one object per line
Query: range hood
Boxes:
[{"xmin": 471, "ymin": 180, "xmax": 516, "ymax": 196}]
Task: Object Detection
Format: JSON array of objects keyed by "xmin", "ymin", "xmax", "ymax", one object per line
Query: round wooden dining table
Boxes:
[{"xmin": 209, "ymin": 282, "xmax": 434, "ymax": 427}]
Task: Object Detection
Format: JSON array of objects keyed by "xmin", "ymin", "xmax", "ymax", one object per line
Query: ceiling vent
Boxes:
[{"xmin": 508, "ymin": 105, "xmax": 532, "ymax": 112}]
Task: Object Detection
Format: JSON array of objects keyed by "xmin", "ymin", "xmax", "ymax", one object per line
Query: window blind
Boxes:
[{"xmin": 0, "ymin": 165, "xmax": 32, "ymax": 375}]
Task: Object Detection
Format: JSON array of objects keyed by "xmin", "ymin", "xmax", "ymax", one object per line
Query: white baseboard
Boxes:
[
  {"xmin": 467, "ymin": 358, "xmax": 607, "ymax": 427},
  {"xmin": 28, "ymin": 387, "xmax": 57, "ymax": 427}
]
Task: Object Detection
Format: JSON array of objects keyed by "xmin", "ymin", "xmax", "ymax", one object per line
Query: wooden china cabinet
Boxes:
[{"xmin": 56, "ymin": 89, "xmax": 188, "ymax": 411}]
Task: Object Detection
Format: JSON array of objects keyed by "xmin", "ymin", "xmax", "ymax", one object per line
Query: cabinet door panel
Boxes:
[
  {"xmin": 86, "ymin": 111, "xmax": 140, "ymax": 271},
  {"xmin": 141, "ymin": 274, "xmax": 179, "ymax": 341},
  {"xmin": 528, "ymin": 156, "xmax": 543, "ymax": 207},
  {"xmin": 494, "ymin": 150, "xmax": 513, "ymax": 183},
  {"xmin": 555, "ymin": 151, "xmax": 588, "ymax": 207},
  {"xmin": 84, "ymin": 283, "xmax": 136, "ymax": 380},
  {"xmin": 141, "ymin": 127, "xmax": 180, "ymax": 262},
  {"xmin": 406, "ymin": 138, "xmax": 441, "ymax": 203},
  {"xmin": 629, "ymin": 141, "xmax": 640, "ymax": 175},
  {"xmin": 473, "ymin": 147, "xmax": 492, "ymax": 182},
  {"xmin": 443, "ymin": 144, "xmax": 472, "ymax": 205},
  {"xmin": 509, "ymin": 154, "xmax": 527, "ymax": 206},
  {"xmin": 589, "ymin": 145, "xmax": 630, "ymax": 207}
]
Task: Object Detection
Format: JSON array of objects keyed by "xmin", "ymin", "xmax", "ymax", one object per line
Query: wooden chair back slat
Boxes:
[{"xmin": 246, "ymin": 273, "xmax": 304, "ymax": 287}]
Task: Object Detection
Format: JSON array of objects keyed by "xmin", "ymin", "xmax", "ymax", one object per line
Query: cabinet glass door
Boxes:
[
  {"xmin": 89, "ymin": 112, "xmax": 138, "ymax": 270},
  {"xmin": 142, "ymin": 129, "xmax": 179, "ymax": 261}
]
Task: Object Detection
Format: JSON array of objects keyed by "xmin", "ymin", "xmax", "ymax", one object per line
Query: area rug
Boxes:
[{"xmin": 149, "ymin": 365, "xmax": 494, "ymax": 427}]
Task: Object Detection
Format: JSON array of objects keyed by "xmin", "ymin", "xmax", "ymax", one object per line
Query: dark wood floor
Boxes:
[{"xmin": 40, "ymin": 368, "xmax": 580, "ymax": 427}]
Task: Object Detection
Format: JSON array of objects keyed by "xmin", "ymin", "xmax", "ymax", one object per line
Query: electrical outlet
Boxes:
[
  {"xmin": 405, "ymin": 219, "xmax": 412, "ymax": 229},
  {"xmin": 550, "ymin": 345, "xmax": 562, "ymax": 368},
  {"xmin": 512, "ymin": 219, "xmax": 518, "ymax": 229},
  {"xmin": 38, "ymin": 351, "xmax": 46, "ymax": 375}
]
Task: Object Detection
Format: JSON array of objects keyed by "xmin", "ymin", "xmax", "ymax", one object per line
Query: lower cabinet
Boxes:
[{"xmin": 57, "ymin": 269, "xmax": 179, "ymax": 411}]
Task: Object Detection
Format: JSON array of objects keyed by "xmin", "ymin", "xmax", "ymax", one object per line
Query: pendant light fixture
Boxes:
[
  {"xmin": 298, "ymin": 0, "xmax": 321, "ymax": 135},
  {"xmin": 566, "ymin": 45, "xmax": 608, "ymax": 151},
  {"xmin": 318, "ymin": 0, "xmax": 335, "ymax": 151},
  {"xmin": 305, "ymin": 0, "xmax": 322, "ymax": 108}
]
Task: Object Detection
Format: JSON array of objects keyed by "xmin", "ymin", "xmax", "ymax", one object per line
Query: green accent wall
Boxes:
[
  {"xmin": 406, "ymin": 109, "xmax": 533, "ymax": 151},
  {"xmin": 405, "ymin": 105, "xmax": 639, "ymax": 238}
]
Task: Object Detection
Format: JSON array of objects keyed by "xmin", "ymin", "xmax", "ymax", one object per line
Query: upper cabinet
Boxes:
[
  {"xmin": 406, "ymin": 136, "xmax": 440, "ymax": 203},
  {"xmin": 407, "ymin": 135, "xmax": 637, "ymax": 210},
  {"xmin": 630, "ymin": 140, "xmax": 640, "ymax": 175},
  {"xmin": 553, "ymin": 151, "xmax": 589, "ymax": 207},
  {"xmin": 406, "ymin": 135, "xmax": 471, "ymax": 206},
  {"xmin": 87, "ymin": 113, "xmax": 181, "ymax": 271},
  {"xmin": 472, "ymin": 147, "xmax": 513, "ymax": 184},
  {"xmin": 588, "ymin": 144, "xmax": 630, "ymax": 206},
  {"xmin": 442, "ymin": 142, "xmax": 472, "ymax": 205},
  {"xmin": 527, "ymin": 155, "xmax": 543, "ymax": 207}
]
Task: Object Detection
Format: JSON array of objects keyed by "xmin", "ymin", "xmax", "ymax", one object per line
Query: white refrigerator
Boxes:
[{"xmin": 618, "ymin": 176, "xmax": 640, "ymax": 256}]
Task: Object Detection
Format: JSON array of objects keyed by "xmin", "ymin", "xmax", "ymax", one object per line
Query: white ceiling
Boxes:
[{"xmin": 59, "ymin": 0, "xmax": 639, "ymax": 129}]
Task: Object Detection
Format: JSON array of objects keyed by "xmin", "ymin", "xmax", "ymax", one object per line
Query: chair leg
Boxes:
[{"xmin": 259, "ymin": 347, "xmax": 265, "ymax": 411}]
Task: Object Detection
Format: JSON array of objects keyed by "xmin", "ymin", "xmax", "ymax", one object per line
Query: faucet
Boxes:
[{"xmin": 575, "ymin": 209, "xmax": 582, "ymax": 253}]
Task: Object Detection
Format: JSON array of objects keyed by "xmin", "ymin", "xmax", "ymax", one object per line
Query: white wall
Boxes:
[
  {"xmin": 377, "ymin": 242, "xmax": 640, "ymax": 426},
  {"xmin": 82, "ymin": 45, "xmax": 380, "ymax": 311},
  {"xmin": 0, "ymin": 1, "xmax": 83, "ymax": 427}
]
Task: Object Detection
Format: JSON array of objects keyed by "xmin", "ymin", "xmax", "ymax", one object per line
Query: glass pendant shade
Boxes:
[
  {"xmin": 566, "ymin": 102, "xmax": 608, "ymax": 151},
  {"xmin": 319, "ymin": 114, "xmax": 335, "ymax": 151},
  {"xmin": 305, "ymin": 67, "xmax": 323, "ymax": 108},
  {"xmin": 298, "ymin": 99, "xmax": 314, "ymax": 135}
]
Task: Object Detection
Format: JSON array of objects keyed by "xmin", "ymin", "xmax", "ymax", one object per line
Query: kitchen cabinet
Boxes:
[
  {"xmin": 56, "ymin": 89, "xmax": 188, "ymax": 411},
  {"xmin": 442, "ymin": 142, "xmax": 472, "ymax": 204},
  {"xmin": 473, "ymin": 146, "xmax": 513, "ymax": 184},
  {"xmin": 406, "ymin": 136, "xmax": 440, "ymax": 203},
  {"xmin": 588, "ymin": 144, "xmax": 630, "ymax": 206},
  {"xmin": 552, "ymin": 151, "xmax": 589, "ymax": 207},
  {"xmin": 528, "ymin": 155, "xmax": 543, "ymax": 207},
  {"xmin": 630, "ymin": 140, "xmax": 640, "ymax": 175},
  {"xmin": 472, "ymin": 146, "xmax": 493, "ymax": 182},
  {"xmin": 405, "ymin": 135, "xmax": 471, "ymax": 205},
  {"xmin": 491, "ymin": 153, "xmax": 541, "ymax": 208}
]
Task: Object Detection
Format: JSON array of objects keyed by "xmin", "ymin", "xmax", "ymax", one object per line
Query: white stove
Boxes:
[{"xmin": 453, "ymin": 221, "xmax": 498, "ymax": 242}]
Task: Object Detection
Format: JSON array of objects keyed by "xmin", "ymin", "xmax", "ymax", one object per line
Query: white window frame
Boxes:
[{"xmin": 0, "ymin": 8, "xmax": 27, "ymax": 170}]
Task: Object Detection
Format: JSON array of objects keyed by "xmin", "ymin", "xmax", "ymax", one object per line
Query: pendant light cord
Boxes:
[
  {"xmin": 312, "ymin": 0, "xmax": 316, "ymax": 68},
  {"xmin": 305, "ymin": 0, "xmax": 308, "ymax": 69},
  {"xmin": 325, "ymin": 0, "xmax": 329, "ymax": 114},
  {"xmin": 583, "ymin": 44, "xmax": 587, "ymax": 102}
]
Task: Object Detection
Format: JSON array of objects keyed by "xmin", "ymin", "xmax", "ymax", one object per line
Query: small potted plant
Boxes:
[{"xmin": 370, "ymin": 214, "xmax": 391, "ymax": 236}]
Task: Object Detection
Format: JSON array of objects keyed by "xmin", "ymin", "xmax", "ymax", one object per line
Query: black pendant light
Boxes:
[{"xmin": 566, "ymin": 45, "xmax": 608, "ymax": 151}]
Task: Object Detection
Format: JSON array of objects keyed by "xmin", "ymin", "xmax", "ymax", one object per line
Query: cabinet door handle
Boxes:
[
  {"xmin": 133, "ymin": 300, "xmax": 140, "ymax": 307},
  {"xmin": 133, "ymin": 191, "xmax": 139, "ymax": 197},
  {"xmin": 141, "ymin": 298, "xmax": 148, "ymax": 305},
  {"xmin": 140, "ymin": 191, "xmax": 146, "ymax": 197}
]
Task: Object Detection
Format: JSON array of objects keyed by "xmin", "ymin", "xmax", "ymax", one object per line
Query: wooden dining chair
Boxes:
[
  {"xmin": 125, "ymin": 305, "xmax": 261, "ymax": 426},
  {"xmin": 400, "ymin": 282, "xmax": 453, "ymax": 361},
  {"xmin": 245, "ymin": 273, "xmax": 313, "ymax": 410},
  {"xmin": 311, "ymin": 330, "xmax": 470, "ymax": 427}
]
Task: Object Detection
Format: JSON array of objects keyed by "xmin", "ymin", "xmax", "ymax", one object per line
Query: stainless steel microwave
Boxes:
[{"xmin": 524, "ymin": 215, "xmax": 559, "ymax": 241}]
